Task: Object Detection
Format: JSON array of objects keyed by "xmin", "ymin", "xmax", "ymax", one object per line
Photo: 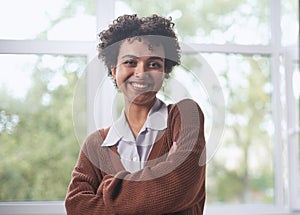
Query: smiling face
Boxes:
[{"xmin": 112, "ymin": 38, "xmax": 165, "ymax": 106}]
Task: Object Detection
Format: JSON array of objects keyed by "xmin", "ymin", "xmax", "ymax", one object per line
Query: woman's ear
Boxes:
[
  {"xmin": 111, "ymin": 67, "xmax": 116, "ymax": 79},
  {"xmin": 110, "ymin": 66, "xmax": 118, "ymax": 88}
]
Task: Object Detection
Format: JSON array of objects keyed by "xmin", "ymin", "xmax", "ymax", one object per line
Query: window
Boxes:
[
  {"xmin": 203, "ymin": 54, "xmax": 274, "ymax": 204},
  {"xmin": 0, "ymin": 0, "xmax": 298, "ymax": 214},
  {"xmin": 0, "ymin": 0, "xmax": 96, "ymax": 214}
]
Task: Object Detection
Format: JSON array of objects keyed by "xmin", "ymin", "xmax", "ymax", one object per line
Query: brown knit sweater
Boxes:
[{"xmin": 65, "ymin": 99, "xmax": 206, "ymax": 215}]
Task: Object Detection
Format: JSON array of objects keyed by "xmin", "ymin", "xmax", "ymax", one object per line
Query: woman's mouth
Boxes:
[
  {"xmin": 132, "ymin": 82, "xmax": 147, "ymax": 88},
  {"xmin": 129, "ymin": 82, "xmax": 151, "ymax": 91}
]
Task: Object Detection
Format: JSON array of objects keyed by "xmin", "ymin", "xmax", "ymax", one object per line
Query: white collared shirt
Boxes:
[{"xmin": 102, "ymin": 98, "xmax": 168, "ymax": 173}]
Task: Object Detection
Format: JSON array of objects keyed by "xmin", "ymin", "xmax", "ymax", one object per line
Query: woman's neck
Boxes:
[{"xmin": 124, "ymin": 98, "xmax": 156, "ymax": 137}]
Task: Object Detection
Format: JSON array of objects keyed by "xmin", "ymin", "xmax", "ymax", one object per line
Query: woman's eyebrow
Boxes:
[
  {"xmin": 121, "ymin": 55, "xmax": 164, "ymax": 61},
  {"xmin": 148, "ymin": 56, "xmax": 164, "ymax": 61},
  {"xmin": 121, "ymin": 55, "xmax": 138, "ymax": 59}
]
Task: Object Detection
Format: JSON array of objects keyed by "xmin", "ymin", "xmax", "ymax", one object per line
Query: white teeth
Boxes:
[{"xmin": 131, "ymin": 82, "xmax": 147, "ymax": 89}]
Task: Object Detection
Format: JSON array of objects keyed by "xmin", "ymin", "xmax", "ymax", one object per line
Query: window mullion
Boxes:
[
  {"xmin": 285, "ymin": 46, "xmax": 300, "ymax": 211},
  {"xmin": 181, "ymin": 43, "xmax": 273, "ymax": 55},
  {"xmin": 270, "ymin": 0, "xmax": 285, "ymax": 207}
]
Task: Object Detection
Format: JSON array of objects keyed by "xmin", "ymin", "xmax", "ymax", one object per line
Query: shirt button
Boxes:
[{"xmin": 133, "ymin": 157, "xmax": 138, "ymax": 162}]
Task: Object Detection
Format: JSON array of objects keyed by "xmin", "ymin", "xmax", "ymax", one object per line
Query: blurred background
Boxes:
[{"xmin": 0, "ymin": 0, "xmax": 299, "ymax": 214}]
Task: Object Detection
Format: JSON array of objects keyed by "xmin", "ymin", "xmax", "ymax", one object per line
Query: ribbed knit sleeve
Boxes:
[
  {"xmin": 65, "ymin": 99, "xmax": 206, "ymax": 215},
  {"xmin": 65, "ymin": 132, "xmax": 114, "ymax": 214}
]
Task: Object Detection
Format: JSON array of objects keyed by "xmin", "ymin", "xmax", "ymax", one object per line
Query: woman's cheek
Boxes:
[
  {"xmin": 116, "ymin": 68, "xmax": 132, "ymax": 86},
  {"xmin": 154, "ymin": 72, "xmax": 164, "ymax": 85}
]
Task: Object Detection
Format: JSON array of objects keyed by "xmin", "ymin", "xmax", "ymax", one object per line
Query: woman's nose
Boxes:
[{"xmin": 134, "ymin": 62, "xmax": 147, "ymax": 77}]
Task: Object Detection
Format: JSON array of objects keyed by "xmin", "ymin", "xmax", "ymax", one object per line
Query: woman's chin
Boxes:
[{"xmin": 125, "ymin": 92, "xmax": 157, "ymax": 106}]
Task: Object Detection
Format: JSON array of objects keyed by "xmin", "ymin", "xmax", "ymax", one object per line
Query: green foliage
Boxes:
[
  {"xmin": 0, "ymin": 56, "xmax": 85, "ymax": 200},
  {"xmin": 119, "ymin": 0, "xmax": 269, "ymax": 41},
  {"xmin": 205, "ymin": 54, "xmax": 273, "ymax": 203}
]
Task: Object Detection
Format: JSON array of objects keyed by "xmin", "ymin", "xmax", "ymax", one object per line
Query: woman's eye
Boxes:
[
  {"xmin": 123, "ymin": 60, "xmax": 136, "ymax": 66},
  {"xmin": 148, "ymin": 62, "xmax": 162, "ymax": 68}
]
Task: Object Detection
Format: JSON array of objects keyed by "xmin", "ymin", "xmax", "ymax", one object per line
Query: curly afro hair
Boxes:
[{"xmin": 97, "ymin": 14, "xmax": 181, "ymax": 79}]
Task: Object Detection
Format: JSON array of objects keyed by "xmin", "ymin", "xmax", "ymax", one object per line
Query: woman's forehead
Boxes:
[{"xmin": 118, "ymin": 38, "xmax": 165, "ymax": 59}]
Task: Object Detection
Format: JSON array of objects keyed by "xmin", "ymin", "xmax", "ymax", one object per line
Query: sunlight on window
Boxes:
[
  {"xmin": 281, "ymin": 0, "xmax": 299, "ymax": 46},
  {"xmin": 0, "ymin": 0, "xmax": 96, "ymax": 41},
  {"xmin": 0, "ymin": 55, "xmax": 37, "ymax": 99}
]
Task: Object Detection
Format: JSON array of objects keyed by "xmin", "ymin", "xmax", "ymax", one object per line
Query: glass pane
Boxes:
[
  {"xmin": 281, "ymin": 0, "xmax": 299, "ymax": 46},
  {"xmin": 200, "ymin": 53, "xmax": 274, "ymax": 204},
  {"xmin": 0, "ymin": 0, "xmax": 96, "ymax": 41},
  {"xmin": 115, "ymin": 0, "xmax": 270, "ymax": 45},
  {"xmin": 0, "ymin": 54, "xmax": 86, "ymax": 201}
]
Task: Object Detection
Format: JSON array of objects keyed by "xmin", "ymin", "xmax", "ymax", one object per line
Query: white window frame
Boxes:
[
  {"xmin": 285, "ymin": 45, "xmax": 300, "ymax": 212},
  {"xmin": 0, "ymin": 0, "xmax": 299, "ymax": 214},
  {"xmin": 0, "ymin": 39, "xmax": 95, "ymax": 215}
]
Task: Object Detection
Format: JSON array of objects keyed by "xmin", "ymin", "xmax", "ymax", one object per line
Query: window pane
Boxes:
[
  {"xmin": 199, "ymin": 54, "xmax": 274, "ymax": 204},
  {"xmin": 0, "ymin": 54, "xmax": 86, "ymax": 201},
  {"xmin": 0, "ymin": 0, "xmax": 96, "ymax": 41},
  {"xmin": 116, "ymin": 0, "xmax": 270, "ymax": 45},
  {"xmin": 281, "ymin": 0, "xmax": 299, "ymax": 46}
]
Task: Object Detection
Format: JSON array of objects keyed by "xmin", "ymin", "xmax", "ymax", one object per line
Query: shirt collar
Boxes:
[
  {"xmin": 145, "ymin": 98, "xmax": 168, "ymax": 130},
  {"xmin": 102, "ymin": 98, "xmax": 168, "ymax": 147}
]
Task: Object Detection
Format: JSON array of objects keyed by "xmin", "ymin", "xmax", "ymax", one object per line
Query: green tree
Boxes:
[
  {"xmin": 0, "ymin": 55, "xmax": 86, "ymax": 200},
  {"xmin": 205, "ymin": 55, "xmax": 273, "ymax": 203}
]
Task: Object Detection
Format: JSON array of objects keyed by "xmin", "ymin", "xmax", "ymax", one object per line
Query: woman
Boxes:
[{"xmin": 65, "ymin": 14, "xmax": 206, "ymax": 214}]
